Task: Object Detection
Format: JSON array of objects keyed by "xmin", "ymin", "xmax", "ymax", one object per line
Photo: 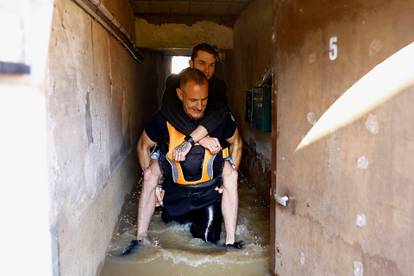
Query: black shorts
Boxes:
[{"xmin": 161, "ymin": 179, "xmax": 223, "ymax": 243}]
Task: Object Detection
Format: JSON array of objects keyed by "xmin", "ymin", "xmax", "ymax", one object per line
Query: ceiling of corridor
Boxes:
[{"xmin": 132, "ymin": 0, "xmax": 253, "ymax": 26}]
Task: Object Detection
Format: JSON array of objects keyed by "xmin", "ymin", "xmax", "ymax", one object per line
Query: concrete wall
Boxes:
[
  {"xmin": 135, "ymin": 18, "xmax": 233, "ymax": 50},
  {"xmin": 101, "ymin": 0, "xmax": 136, "ymax": 41},
  {"xmin": 46, "ymin": 0, "xmax": 166, "ymax": 275},
  {"xmin": 226, "ymin": 0, "xmax": 272, "ymax": 200},
  {"xmin": 272, "ymin": 0, "xmax": 414, "ymax": 274}
]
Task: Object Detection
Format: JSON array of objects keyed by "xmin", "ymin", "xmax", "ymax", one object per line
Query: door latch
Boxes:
[{"xmin": 274, "ymin": 195, "xmax": 289, "ymax": 207}]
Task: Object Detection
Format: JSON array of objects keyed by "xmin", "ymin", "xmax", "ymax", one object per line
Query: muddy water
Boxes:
[{"xmin": 100, "ymin": 179, "xmax": 270, "ymax": 276}]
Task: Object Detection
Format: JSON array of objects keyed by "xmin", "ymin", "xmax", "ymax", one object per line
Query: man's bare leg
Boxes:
[
  {"xmin": 137, "ymin": 160, "xmax": 162, "ymax": 240},
  {"xmin": 221, "ymin": 161, "xmax": 239, "ymax": 244}
]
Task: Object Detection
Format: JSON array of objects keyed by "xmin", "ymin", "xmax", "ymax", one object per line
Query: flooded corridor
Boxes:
[
  {"xmin": 100, "ymin": 178, "xmax": 270, "ymax": 276},
  {"xmin": 4, "ymin": 0, "xmax": 414, "ymax": 275}
]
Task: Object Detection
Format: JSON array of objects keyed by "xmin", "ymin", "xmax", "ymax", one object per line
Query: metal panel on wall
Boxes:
[{"xmin": 245, "ymin": 85, "xmax": 272, "ymax": 132}]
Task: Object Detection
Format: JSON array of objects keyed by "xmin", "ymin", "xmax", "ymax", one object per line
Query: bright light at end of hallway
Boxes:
[
  {"xmin": 296, "ymin": 42, "xmax": 414, "ymax": 151},
  {"xmin": 171, "ymin": 56, "xmax": 190, "ymax": 74}
]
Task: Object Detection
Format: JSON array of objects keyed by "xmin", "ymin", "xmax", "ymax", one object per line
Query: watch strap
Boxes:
[{"xmin": 184, "ymin": 135, "xmax": 195, "ymax": 146}]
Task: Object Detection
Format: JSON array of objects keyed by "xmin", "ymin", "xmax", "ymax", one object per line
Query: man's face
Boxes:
[
  {"xmin": 176, "ymin": 81, "xmax": 208, "ymax": 120},
  {"xmin": 190, "ymin": 50, "xmax": 216, "ymax": 80}
]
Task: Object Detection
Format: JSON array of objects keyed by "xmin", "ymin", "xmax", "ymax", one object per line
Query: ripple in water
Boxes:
[{"xmin": 101, "ymin": 182, "xmax": 270, "ymax": 276}]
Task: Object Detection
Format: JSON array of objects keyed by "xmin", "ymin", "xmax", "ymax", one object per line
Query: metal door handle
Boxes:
[{"xmin": 275, "ymin": 195, "xmax": 289, "ymax": 207}]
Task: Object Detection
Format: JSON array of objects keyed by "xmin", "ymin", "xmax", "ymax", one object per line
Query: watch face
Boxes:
[{"xmin": 185, "ymin": 135, "xmax": 194, "ymax": 145}]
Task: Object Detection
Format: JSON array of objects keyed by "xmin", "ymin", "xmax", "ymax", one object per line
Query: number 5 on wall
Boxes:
[{"xmin": 329, "ymin": 36, "xmax": 338, "ymax": 61}]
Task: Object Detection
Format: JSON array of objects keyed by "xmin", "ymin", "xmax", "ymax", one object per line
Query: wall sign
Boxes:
[{"xmin": 329, "ymin": 36, "xmax": 338, "ymax": 61}]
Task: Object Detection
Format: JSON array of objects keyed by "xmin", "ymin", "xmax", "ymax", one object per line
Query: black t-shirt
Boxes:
[
  {"xmin": 145, "ymin": 111, "xmax": 236, "ymax": 147},
  {"xmin": 146, "ymin": 111, "xmax": 236, "ymax": 183}
]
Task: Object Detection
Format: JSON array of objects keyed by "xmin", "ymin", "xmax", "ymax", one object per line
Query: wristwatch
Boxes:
[{"xmin": 184, "ymin": 135, "xmax": 195, "ymax": 146}]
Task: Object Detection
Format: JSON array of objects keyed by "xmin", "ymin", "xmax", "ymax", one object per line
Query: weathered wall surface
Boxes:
[
  {"xmin": 273, "ymin": 0, "xmax": 414, "ymax": 275},
  {"xmin": 137, "ymin": 50, "xmax": 169, "ymax": 110},
  {"xmin": 47, "ymin": 0, "xmax": 166, "ymax": 275},
  {"xmin": 101, "ymin": 0, "xmax": 136, "ymax": 41},
  {"xmin": 227, "ymin": 0, "xmax": 272, "ymax": 200},
  {"xmin": 135, "ymin": 18, "xmax": 233, "ymax": 50}
]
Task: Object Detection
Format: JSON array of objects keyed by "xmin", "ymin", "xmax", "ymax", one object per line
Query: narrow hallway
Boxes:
[{"xmin": 2, "ymin": 0, "xmax": 414, "ymax": 275}]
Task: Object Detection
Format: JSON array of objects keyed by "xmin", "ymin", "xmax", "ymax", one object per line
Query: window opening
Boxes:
[{"xmin": 171, "ymin": 56, "xmax": 190, "ymax": 74}]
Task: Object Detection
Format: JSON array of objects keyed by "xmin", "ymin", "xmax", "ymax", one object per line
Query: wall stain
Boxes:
[{"xmin": 85, "ymin": 91, "xmax": 94, "ymax": 146}]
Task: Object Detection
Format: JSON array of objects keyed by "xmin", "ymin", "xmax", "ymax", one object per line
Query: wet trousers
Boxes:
[{"xmin": 161, "ymin": 179, "xmax": 223, "ymax": 243}]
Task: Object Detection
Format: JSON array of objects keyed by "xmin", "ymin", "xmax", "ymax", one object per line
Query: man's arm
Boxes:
[
  {"xmin": 162, "ymin": 75, "xmax": 228, "ymax": 141},
  {"xmin": 197, "ymin": 79, "xmax": 228, "ymax": 135},
  {"xmin": 226, "ymin": 128, "xmax": 242, "ymax": 170},
  {"xmin": 172, "ymin": 79, "xmax": 229, "ymax": 161},
  {"xmin": 137, "ymin": 131, "xmax": 157, "ymax": 170},
  {"xmin": 188, "ymin": 101, "xmax": 228, "ymax": 142}
]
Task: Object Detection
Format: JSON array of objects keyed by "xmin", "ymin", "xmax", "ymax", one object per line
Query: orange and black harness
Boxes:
[{"xmin": 165, "ymin": 122, "xmax": 229, "ymax": 186}]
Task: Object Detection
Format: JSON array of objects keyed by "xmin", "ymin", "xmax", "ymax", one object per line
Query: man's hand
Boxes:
[
  {"xmin": 198, "ymin": 137, "xmax": 222, "ymax": 154},
  {"xmin": 173, "ymin": 141, "xmax": 192, "ymax": 161}
]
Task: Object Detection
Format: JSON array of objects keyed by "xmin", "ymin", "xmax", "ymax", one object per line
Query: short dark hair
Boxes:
[
  {"xmin": 179, "ymin": 68, "xmax": 208, "ymax": 89},
  {"xmin": 191, "ymin": 43, "xmax": 219, "ymax": 61}
]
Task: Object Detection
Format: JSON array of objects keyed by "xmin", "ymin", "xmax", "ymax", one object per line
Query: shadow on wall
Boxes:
[
  {"xmin": 240, "ymin": 140, "xmax": 271, "ymax": 205},
  {"xmin": 136, "ymin": 50, "xmax": 168, "ymax": 120}
]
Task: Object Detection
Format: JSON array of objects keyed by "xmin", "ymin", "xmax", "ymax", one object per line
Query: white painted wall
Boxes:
[{"xmin": 0, "ymin": 0, "xmax": 55, "ymax": 275}]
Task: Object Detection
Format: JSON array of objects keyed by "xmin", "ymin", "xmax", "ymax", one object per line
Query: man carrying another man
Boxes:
[
  {"xmin": 161, "ymin": 43, "xmax": 229, "ymax": 154},
  {"xmin": 120, "ymin": 43, "xmax": 242, "ymax": 255},
  {"xmin": 132, "ymin": 67, "xmax": 242, "ymax": 253}
]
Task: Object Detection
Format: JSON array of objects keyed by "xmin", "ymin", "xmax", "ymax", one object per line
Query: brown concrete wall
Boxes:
[
  {"xmin": 100, "ymin": 0, "xmax": 136, "ymax": 41},
  {"xmin": 46, "ymin": 0, "xmax": 166, "ymax": 275},
  {"xmin": 273, "ymin": 0, "xmax": 414, "ymax": 275},
  {"xmin": 135, "ymin": 18, "xmax": 233, "ymax": 50},
  {"xmin": 227, "ymin": 0, "xmax": 272, "ymax": 200}
]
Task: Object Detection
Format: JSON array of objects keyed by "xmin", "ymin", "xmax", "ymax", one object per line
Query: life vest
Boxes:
[{"xmin": 165, "ymin": 122, "xmax": 229, "ymax": 185}]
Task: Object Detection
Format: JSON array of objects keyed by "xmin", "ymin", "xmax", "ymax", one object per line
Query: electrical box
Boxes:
[{"xmin": 245, "ymin": 85, "xmax": 271, "ymax": 132}]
